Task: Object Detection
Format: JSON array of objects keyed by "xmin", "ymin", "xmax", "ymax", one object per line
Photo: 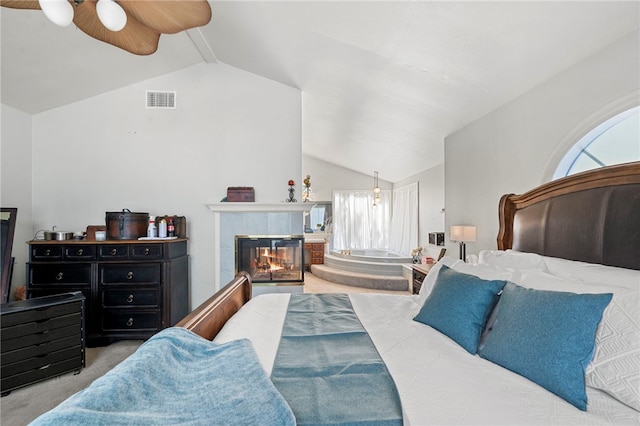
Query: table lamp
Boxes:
[{"xmin": 450, "ymin": 225, "xmax": 476, "ymax": 261}]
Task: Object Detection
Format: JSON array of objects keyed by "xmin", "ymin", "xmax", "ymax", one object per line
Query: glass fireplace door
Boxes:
[{"xmin": 235, "ymin": 235, "xmax": 304, "ymax": 283}]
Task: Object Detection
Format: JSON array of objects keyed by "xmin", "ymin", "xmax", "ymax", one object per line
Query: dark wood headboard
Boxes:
[{"xmin": 497, "ymin": 162, "xmax": 640, "ymax": 270}]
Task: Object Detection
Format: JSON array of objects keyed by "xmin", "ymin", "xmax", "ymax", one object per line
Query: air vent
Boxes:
[{"xmin": 146, "ymin": 91, "xmax": 176, "ymax": 109}]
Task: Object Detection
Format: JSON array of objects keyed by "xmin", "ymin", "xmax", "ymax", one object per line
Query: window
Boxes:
[
  {"xmin": 553, "ymin": 106, "xmax": 639, "ymax": 179},
  {"xmin": 332, "ymin": 190, "xmax": 391, "ymax": 251}
]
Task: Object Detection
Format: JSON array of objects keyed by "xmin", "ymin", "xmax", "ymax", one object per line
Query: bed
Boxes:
[{"xmin": 31, "ymin": 162, "xmax": 640, "ymax": 425}]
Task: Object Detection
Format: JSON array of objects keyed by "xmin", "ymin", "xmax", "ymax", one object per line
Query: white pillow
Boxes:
[
  {"xmin": 516, "ymin": 270, "xmax": 640, "ymax": 411},
  {"xmin": 416, "ymin": 256, "xmax": 515, "ymax": 305},
  {"xmin": 586, "ymin": 290, "xmax": 640, "ymax": 412},
  {"xmin": 478, "ymin": 250, "xmax": 548, "ymax": 272},
  {"xmin": 542, "ymin": 256, "xmax": 640, "ymax": 291}
]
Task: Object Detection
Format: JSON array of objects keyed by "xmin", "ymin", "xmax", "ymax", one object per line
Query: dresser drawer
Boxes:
[
  {"xmin": 30, "ymin": 245, "xmax": 63, "ymax": 261},
  {"xmin": 413, "ymin": 269, "xmax": 427, "ymax": 283},
  {"xmin": 29, "ymin": 264, "xmax": 91, "ymax": 287},
  {"xmin": 101, "ymin": 312, "xmax": 160, "ymax": 332},
  {"xmin": 1, "ymin": 346, "xmax": 82, "ymax": 378},
  {"xmin": 64, "ymin": 245, "xmax": 96, "ymax": 260},
  {"xmin": 29, "ymin": 288, "xmax": 91, "ymax": 308},
  {"xmin": 99, "ymin": 264, "xmax": 161, "ymax": 285},
  {"xmin": 98, "ymin": 245, "xmax": 129, "ymax": 260},
  {"xmin": 1, "ymin": 298, "xmax": 81, "ymax": 328},
  {"xmin": 131, "ymin": 244, "xmax": 163, "ymax": 259},
  {"xmin": 101, "ymin": 288, "xmax": 159, "ymax": 308},
  {"xmin": 2, "ymin": 321, "xmax": 81, "ymax": 352},
  {"xmin": 412, "ymin": 266, "xmax": 432, "ymax": 295},
  {"xmin": 1, "ymin": 356, "xmax": 83, "ymax": 394},
  {"xmin": 1, "ymin": 335, "xmax": 80, "ymax": 365}
]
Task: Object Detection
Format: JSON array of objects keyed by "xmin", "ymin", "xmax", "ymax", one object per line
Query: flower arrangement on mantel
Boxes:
[
  {"xmin": 286, "ymin": 180, "xmax": 297, "ymax": 203},
  {"xmin": 302, "ymin": 175, "xmax": 313, "ymax": 202}
]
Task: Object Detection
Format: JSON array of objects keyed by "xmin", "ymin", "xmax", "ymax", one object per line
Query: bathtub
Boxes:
[
  {"xmin": 323, "ymin": 249, "xmax": 412, "ymax": 276},
  {"xmin": 332, "ymin": 249, "xmax": 412, "ymax": 264}
]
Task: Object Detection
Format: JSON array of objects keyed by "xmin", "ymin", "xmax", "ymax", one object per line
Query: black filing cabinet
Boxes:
[{"xmin": 1, "ymin": 292, "xmax": 85, "ymax": 395}]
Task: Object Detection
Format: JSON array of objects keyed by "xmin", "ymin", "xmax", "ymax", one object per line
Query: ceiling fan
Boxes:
[{"xmin": 1, "ymin": 0, "xmax": 212, "ymax": 55}]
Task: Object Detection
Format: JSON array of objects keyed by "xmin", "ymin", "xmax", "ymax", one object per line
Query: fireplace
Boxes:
[{"xmin": 235, "ymin": 235, "xmax": 304, "ymax": 283}]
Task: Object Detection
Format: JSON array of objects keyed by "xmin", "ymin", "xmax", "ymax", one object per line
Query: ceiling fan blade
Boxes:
[
  {"xmin": 0, "ymin": 0, "xmax": 41, "ymax": 10},
  {"xmin": 119, "ymin": 0, "xmax": 211, "ymax": 35},
  {"xmin": 73, "ymin": 0, "xmax": 160, "ymax": 55}
]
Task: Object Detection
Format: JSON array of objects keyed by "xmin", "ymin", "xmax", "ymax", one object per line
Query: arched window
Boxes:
[{"xmin": 553, "ymin": 106, "xmax": 639, "ymax": 179}]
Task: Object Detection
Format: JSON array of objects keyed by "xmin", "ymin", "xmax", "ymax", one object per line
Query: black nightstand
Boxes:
[{"xmin": 412, "ymin": 264, "xmax": 435, "ymax": 295}]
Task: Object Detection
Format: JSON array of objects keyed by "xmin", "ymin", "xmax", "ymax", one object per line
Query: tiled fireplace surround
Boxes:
[{"xmin": 207, "ymin": 204, "xmax": 312, "ymax": 293}]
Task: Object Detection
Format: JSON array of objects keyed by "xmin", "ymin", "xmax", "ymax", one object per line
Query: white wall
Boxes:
[
  {"xmin": 302, "ymin": 155, "xmax": 392, "ymax": 202},
  {"xmin": 30, "ymin": 62, "xmax": 301, "ymax": 309},
  {"xmin": 444, "ymin": 30, "xmax": 640, "ymax": 258},
  {"xmin": 1, "ymin": 104, "xmax": 33, "ymax": 298},
  {"xmin": 394, "ymin": 164, "xmax": 445, "ymax": 250}
]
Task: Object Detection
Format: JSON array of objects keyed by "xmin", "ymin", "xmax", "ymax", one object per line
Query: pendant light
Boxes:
[
  {"xmin": 373, "ymin": 171, "xmax": 382, "ymax": 208},
  {"xmin": 39, "ymin": 0, "xmax": 74, "ymax": 27},
  {"xmin": 96, "ymin": 0, "xmax": 127, "ymax": 32}
]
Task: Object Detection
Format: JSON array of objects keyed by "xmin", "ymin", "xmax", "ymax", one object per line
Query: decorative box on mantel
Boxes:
[{"xmin": 227, "ymin": 187, "xmax": 255, "ymax": 202}]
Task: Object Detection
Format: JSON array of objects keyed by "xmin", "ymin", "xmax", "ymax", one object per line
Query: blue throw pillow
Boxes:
[
  {"xmin": 479, "ymin": 282, "xmax": 612, "ymax": 411},
  {"xmin": 413, "ymin": 265, "xmax": 506, "ymax": 354}
]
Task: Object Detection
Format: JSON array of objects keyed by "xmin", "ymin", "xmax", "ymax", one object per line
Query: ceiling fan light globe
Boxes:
[
  {"xmin": 96, "ymin": 0, "xmax": 127, "ymax": 32},
  {"xmin": 39, "ymin": 0, "xmax": 74, "ymax": 27}
]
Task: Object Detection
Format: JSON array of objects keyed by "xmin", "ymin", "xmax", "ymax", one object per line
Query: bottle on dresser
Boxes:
[
  {"xmin": 168, "ymin": 218, "xmax": 175, "ymax": 237},
  {"xmin": 147, "ymin": 218, "xmax": 157, "ymax": 238},
  {"xmin": 158, "ymin": 218, "xmax": 167, "ymax": 238}
]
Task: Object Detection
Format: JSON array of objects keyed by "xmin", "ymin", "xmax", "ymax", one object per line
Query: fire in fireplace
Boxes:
[{"xmin": 235, "ymin": 235, "xmax": 304, "ymax": 283}]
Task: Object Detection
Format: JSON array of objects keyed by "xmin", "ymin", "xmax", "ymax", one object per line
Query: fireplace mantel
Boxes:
[
  {"xmin": 207, "ymin": 203, "xmax": 309, "ymax": 291},
  {"xmin": 206, "ymin": 203, "xmax": 314, "ymax": 213}
]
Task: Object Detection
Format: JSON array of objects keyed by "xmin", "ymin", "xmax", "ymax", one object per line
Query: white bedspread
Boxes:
[{"xmin": 214, "ymin": 292, "xmax": 640, "ymax": 425}]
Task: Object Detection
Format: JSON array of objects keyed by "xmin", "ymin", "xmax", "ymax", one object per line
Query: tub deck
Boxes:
[
  {"xmin": 312, "ymin": 252, "xmax": 412, "ymax": 291},
  {"xmin": 310, "ymin": 264, "xmax": 410, "ymax": 292}
]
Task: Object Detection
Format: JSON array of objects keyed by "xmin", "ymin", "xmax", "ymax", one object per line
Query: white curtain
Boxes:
[
  {"xmin": 388, "ymin": 182, "xmax": 419, "ymax": 255},
  {"xmin": 333, "ymin": 190, "xmax": 391, "ymax": 251}
]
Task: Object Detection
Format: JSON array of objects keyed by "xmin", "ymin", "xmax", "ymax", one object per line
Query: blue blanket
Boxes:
[
  {"xmin": 271, "ymin": 294, "xmax": 403, "ymax": 425},
  {"xmin": 30, "ymin": 327, "xmax": 295, "ymax": 426}
]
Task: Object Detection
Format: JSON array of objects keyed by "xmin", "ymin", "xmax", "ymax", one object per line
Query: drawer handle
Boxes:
[
  {"xmin": 126, "ymin": 271, "xmax": 134, "ymax": 280},
  {"xmin": 77, "ymin": 248, "xmax": 83, "ymax": 256},
  {"xmin": 144, "ymin": 248, "xmax": 150, "ymax": 255},
  {"xmin": 110, "ymin": 248, "xmax": 117, "ymax": 256},
  {"xmin": 45, "ymin": 249, "xmax": 51, "ymax": 256},
  {"xmin": 56, "ymin": 272, "xmax": 63, "ymax": 281},
  {"xmin": 126, "ymin": 318, "xmax": 134, "ymax": 327},
  {"xmin": 38, "ymin": 364, "xmax": 51, "ymax": 371},
  {"xmin": 127, "ymin": 294, "xmax": 134, "ymax": 303}
]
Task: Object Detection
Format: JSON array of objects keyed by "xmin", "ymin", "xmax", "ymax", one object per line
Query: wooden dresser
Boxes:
[
  {"xmin": 304, "ymin": 241, "xmax": 325, "ymax": 270},
  {"xmin": 1, "ymin": 292, "xmax": 85, "ymax": 395},
  {"xmin": 27, "ymin": 239, "xmax": 189, "ymax": 347}
]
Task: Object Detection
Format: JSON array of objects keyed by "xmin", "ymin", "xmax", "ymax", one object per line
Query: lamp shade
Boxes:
[
  {"xmin": 450, "ymin": 225, "xmax": 476, "ymax": 242},
  {"xmin": 96, "ymin": 0, "xmax": 127, "ymax": 32},
  {"xmin": 39, "ymin": 0, "xmax": 74, "ymax": 27}
]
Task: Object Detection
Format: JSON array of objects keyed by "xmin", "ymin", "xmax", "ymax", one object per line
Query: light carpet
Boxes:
[{"xmin": 1, "ymin": 340, "xmax": 142, "ymax": 426}]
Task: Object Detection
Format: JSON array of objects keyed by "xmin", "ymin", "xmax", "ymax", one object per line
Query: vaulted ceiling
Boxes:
[{"xmin": 2, "ymin": 1, "xmax": 638, "ymax": 182}]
